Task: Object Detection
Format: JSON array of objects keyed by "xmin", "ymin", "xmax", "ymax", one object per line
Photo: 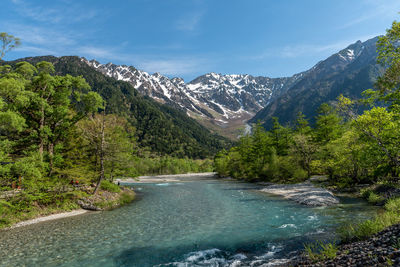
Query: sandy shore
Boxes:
[
  {"xmin": 116, "ymin": 172, "xmax": 217, "ymax": 184},
  {"xmin": 7, "ymin": 209, "xmax": 90, "ymax": 230}
]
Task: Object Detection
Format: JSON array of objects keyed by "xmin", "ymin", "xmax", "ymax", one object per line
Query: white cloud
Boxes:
[
  {"xmin": 5, "ymin": 24, "xmax": 78, "ymax": 47},
  {"xmin": 175, "ymin": 11, "xmax": 204, "ymax": 32},
  {"xmin": 78, "ymin": 46, "xmax": 117, "ymax": 59},
  {"xmin": 138, "ymin": 58, "xmax": 207, "ymax": 76},
  {"xmin": 9, "ymin": 0, "xmax": 98, "ymax": 24},
  {"xmin": 4, "ymin": 21, "xmax": 211, "ymax": 78},
  {"xmin": 247, "ymin": 34, "xmax": 379, "ymax": 60},
  {"xmin": 338, "ymin": 0, "xmax": 400, "ymax": 30}
]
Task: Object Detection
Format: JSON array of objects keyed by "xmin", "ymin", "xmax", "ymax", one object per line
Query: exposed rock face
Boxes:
[
  {"xmin": 251, "ymin": 36, "xmax": 382, "ymax": 128},
  {"xmin": 83, "ymin": 36, "xmax": 381, "ymax": 134},
  {"xmin": 260, "ymin": 182, "xmax": 339, "ymax": 207},
  {"xmin": 81, "ymin": 59, "xmax": 300, "ymax": 127}
]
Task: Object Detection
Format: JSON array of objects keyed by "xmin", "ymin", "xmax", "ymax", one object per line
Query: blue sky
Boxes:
[{"xmin": 1, "ymin": 0, "xmax": 400, "ymax": 81}]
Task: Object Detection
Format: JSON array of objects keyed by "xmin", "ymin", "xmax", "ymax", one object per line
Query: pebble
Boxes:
[{"xmin": 291, "ymin": 223, "xmax": 400, "ymax": 266}]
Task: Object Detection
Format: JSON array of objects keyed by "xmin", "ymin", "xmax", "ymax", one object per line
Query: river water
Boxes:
[{"xmin": 0, "ymin": 176, "xmax": 378, "ymax": 267}]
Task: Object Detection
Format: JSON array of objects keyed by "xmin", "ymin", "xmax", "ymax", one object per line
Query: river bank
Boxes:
[
  {"xmin": 115, "ymin": 172, "xmax": 217, "ymax": 184},
  {"xmin": 292, "ymin": 222, "xmax": 400, "ymax": 266},
  {"xmin": 0, "ymin": 186, "xmax": 135, "ymax": 230},
  {"xmin": 7, "ymin": 209, "xmax": 90, "ymax": 229}
]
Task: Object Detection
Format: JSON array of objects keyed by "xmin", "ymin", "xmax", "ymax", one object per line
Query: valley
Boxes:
[{"xmin": 2, "ymin": 1, "xmax": 400, "ymax": 266}]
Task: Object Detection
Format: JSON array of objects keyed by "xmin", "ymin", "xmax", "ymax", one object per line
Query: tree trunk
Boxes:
[
  {"xmin": 110, "ymin": 162, "xmax": 114, "ymax": 182},
  {"xmin": 48, "ymin": 142, "xmax": 54, "ymax": 176},
  {"xmin": 39, "ymin": 105, "xmax": 45, "ymax": 160},
  {"xmin": 93, "ymin": 110, "xmax": 106, "ymax": 194}
]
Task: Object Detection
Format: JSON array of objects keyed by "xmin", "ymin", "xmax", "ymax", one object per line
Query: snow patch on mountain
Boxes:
[{"xmin": 81, "ymin": 58, "xmax": 292, "ymax": 122}]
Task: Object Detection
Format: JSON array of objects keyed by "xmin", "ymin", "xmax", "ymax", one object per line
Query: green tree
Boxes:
[
  {"xmin": 0, "ymin": 61, "xmax": 103, "ymax": 176},
  {"xmin": 291, "ymin": 133, "xmax": 316, "ymax": 177},
  {"xmin": 0, "ymin": 32, "xmax": 20, "ymax": 60},
  {"xmin": 295, "ymin": 111, "xmax": 312, "ymax": 135},
  {"xmin": 77, "ymin": 113, "xmax": 136, "ymax": 193},
  {"xmin": 270, "ymin": 117, "xmax": 292, "ymax": 156},
  {"xmin": 314, "ymin": 103, "xmax": 342, "ymax": 145},
  {"xmin": 370, "ymin": 19, "xmax": 400, "ymax": 114}
]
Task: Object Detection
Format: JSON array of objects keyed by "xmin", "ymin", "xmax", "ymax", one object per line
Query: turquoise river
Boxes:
[{"xmin": 0, "ymin": 176, "xmax": 378, "ymax": 266}]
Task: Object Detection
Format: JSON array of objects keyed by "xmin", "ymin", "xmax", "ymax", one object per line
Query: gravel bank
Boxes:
[
  {"xmin": 260, "ymin": 182, "xmax": 339, "ymax": 206},
  {"xmin": 7, "ymin": 209, "xmax": 89, "ymax": 229},
  {"xmin": 292, "ymin": 223, "xmax": 400, "ymax": 266}
]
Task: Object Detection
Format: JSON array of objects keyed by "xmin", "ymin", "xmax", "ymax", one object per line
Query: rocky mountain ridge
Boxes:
[
  {"xmin": 82, "ymin": 36, "xmax": 381, "ymax": 135},
  {"xmin": 81, "ymin": 58, "xmax": 301, "ymax": 128}
]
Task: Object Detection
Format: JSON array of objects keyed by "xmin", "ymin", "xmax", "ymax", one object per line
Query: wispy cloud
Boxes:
[
  {"xmin": 137, "ymin": 58, "xmax": 209, "ymax": 76},
  {"xmin": 9, "ymin": 0, "xmax": 98, "ymax": 24},
  {"xmin": 338, "ymin": 0, "xmax": 400, "ymax": 30},
  {"xmin": 175, "ymin": 11, "xmax": 204, "ymax": 32},
  {"xmin": 5, "ymin": 23, "xmax": 78, "ymax": 47},
  {"xmin": 248, "ymin": 35, "xmax": 379, "ymax": 60},
  {"xmin": 3, "ymin": 21, "xmax": 211, "ymax": 78}
]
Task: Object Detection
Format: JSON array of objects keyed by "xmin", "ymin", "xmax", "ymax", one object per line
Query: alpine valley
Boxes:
[{"xmin": 83, "ymin": 36, "xmax": 382, "ymax": 137}]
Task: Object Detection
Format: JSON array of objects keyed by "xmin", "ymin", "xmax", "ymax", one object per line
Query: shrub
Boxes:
[
  {"xmin": 338, "ymin": 199, "xmax": 400, "ymax": 242},
  {"xmin": 367, "ymin": 192, "xmax": 384, "ymax": 204},
  {"xmin": 119, "ymin": 191, "xmax": 135, "ymax": 205},
  {"xmin": 100, "ymin": 180, "xmax": 121, "ymax": 193},
  {"xmin": 385, "ymin": 197, "xmax": 400, "ymax": 213},
  {"xmin": 360, "ymin": 188, "xmax": 373, "ymax": 199},
  {"xmin": 304, "ymin": 241, "xmax": 338, "ymax": 262}
]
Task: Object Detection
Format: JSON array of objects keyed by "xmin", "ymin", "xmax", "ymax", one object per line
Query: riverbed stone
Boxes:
[
  {"xmin": 260, "ymin": 182, "xmax": 339, "ymax": 207},
  {"xmin": 291, "ymin": 223, "xmax": 400, "ymax": 266}
]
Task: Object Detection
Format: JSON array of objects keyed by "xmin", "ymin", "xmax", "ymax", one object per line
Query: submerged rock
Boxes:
[{"xmin": 260, "ymin": 182, "xmax": 339, "ymax": 207}]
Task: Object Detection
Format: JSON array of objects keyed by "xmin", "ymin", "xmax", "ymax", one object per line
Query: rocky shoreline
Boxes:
[
  {"xmin": 291, "ymin": 223, "xmax": 400, "ymax": 266},
  {"xmin": 260, "ymin": 182, "xmax": 339, "ymax": 207}
]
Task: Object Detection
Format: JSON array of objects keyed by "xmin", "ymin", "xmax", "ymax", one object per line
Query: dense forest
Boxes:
[
  {"xmin": 0, "ymin": 34, "xmax": 227, "ymax": 227},
  {"xmin": 215, "ymin": 22, "xmax": 400, "ymax": 188},
  {"xmin": 4, "ymin": 55, "xmax": 232, "ymax": 159}
]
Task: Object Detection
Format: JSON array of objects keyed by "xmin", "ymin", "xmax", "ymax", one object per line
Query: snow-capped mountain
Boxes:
[
  {"xmin": 82, "ymin": 58, "xmax": 299, "ymax": 126},
  {"xmin": 251, "ymin": 36, "xmax": 381, "ymax": 128},
  {"xmin": 82, "ymin": 36, "xmax": 380, "ymax": 136}
]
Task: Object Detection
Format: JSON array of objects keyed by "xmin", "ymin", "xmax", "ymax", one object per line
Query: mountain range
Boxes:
[
  {"xmin": 251, "ymin": 36, "xmax": 383, "ymax": 128},
  {"xmin": 82, "ymin": 58, "xmax": 301, "ymax": 137},
  {"xmin": 4, "ymin": 36, "xmax": 383, "ymax": 146},
  {"xmin": 82, "ymin": 36, "xmax": 382, "ymax": 135}
]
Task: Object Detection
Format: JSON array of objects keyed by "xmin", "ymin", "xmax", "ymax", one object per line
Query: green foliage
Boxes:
[
  {"xmin": 367, "ymin": 192, "xmax": 384, "ymax": 204},
  {"xmin": 304, "ymin": 241, "xmax": 338, "ymax": 262},
  {"xmin": 119, "ymin": 190, "xmax": 135, "ymax": 205},
  {"xmin": 3, "ymin": 55, "xmax": 232, "ymax": 159},
  {"xmin": 314, "ymin": 104, "xmax": 343, "ymax": 145},
  {"xmin": 100, "ymin": 180, "xmax": 121, "ymax": 193},
  {"xmin": 130, "ymin": 156, "xmax": 213, "ymax": 176},
  {"xmin": 338, "ymin": 197, "xmax": 400, "ymax": 242},
  {"xmin": 0, "ymin": 32, "xmax": 21, "ymax": 60},
  {"xmin": 214, "ymin": 123, "xmax": 309, "ymax": 182},
  {"xmin": 385, "ymin": 197, "xmax": 400, "ymax": 213}
]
